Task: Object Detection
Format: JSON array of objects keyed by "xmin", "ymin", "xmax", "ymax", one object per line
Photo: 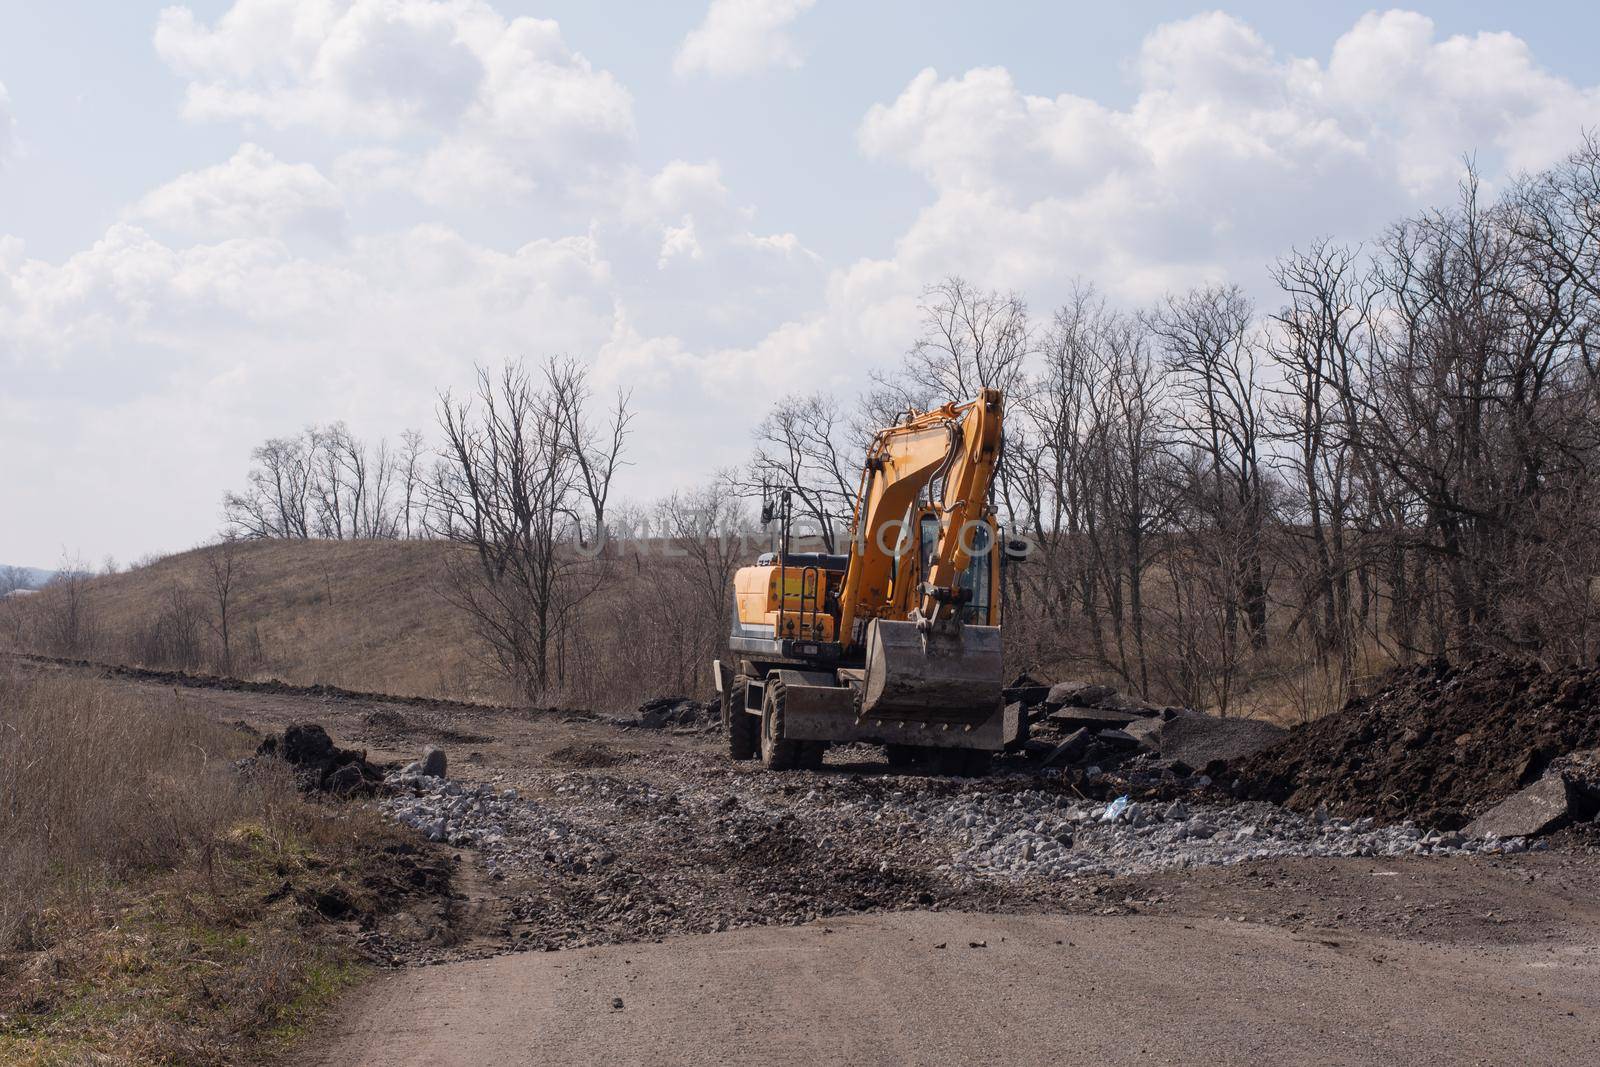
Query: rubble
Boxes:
[
  {"xmin": 1146, "ymin": 715, "xmax": 1286, "ymax": 769},
  {"xmin": 1234, "ymin": 656, "xmax": 1600, "ymax": 829},
  {"xmin": 632, "ymin": 695, "xmax": 718, "ymax": 730},
  {"xmin": 1466, "ymin": 773, "xmax": 1579, "ymax": 840},
  {"xmin": 1046, "ymin": 707, "xmax": 1141, "ymax": 731},
  {"xmin": 1046, "ymin": 681, "xmax": 1117, "ymax": 708}
]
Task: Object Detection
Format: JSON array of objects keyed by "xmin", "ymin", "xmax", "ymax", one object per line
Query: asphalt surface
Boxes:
[{"xmin": 304, "ymin": 909, "xmax": 1600, "ymax": 1066}]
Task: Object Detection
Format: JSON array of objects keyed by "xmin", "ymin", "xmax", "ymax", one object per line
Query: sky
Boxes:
[{"xmin": 3, "ymin": 1, "xmax": 1600, "ymax": 569}]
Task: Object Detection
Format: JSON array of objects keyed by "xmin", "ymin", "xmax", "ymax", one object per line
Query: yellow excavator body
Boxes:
[{"xmin": 718, "ymin": 389, "xmax": 1020, "ymax": 773}]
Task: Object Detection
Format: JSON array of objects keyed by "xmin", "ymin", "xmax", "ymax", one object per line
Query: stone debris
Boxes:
[
  {"xmin": 1046, "ymin": 681, "xmax": 1118, "ymax": 708},
  {"xmin": 632, "ymin": 695, "xmax": 718, "ymax": 730},
  {"xmin": 1466, "ymin": 763, "xmax": 1600, "ymax": 840},
  {"xmin": 942, "ymin": 792, "xmax": 1506, "ymax": 879},
  {"xmin": 1147, "ymin": 715, "xmax": 1287, "ymax": 769}
]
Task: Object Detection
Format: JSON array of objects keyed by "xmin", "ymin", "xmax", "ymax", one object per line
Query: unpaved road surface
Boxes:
[
  {"xmin": 24, "ymin": 659, "xmax": 1600, "ymax": 1065},
  {"xmin": 306, "ymin": 909, "xmax": 1599, "ymax": 1066}
]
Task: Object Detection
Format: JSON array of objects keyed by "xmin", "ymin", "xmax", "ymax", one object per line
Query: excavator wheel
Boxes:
[
  {"xmin": 759, "ymin": 679, "xmax": 804, "ymax": 771},
  {"xmin": 725, "ymin": 674, "xmax": 758, "ymax": 761}
]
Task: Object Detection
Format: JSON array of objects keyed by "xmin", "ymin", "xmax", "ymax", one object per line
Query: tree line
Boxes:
[
  {"xmin": 206, "ymin": 135, "xmax": 1600, "ymax": 716},
  {"xmin": 755, "ymin": 138, "xmax": 1600, "ymax": 716}
]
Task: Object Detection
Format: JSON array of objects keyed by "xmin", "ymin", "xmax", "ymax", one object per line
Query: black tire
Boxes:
[
  {"xmin": 760, "ymin": 679, "xmax": 803, "ymax": 771},
  {"xmin": 725, "ymin": 674, "xmax": 758, "ymax": 761}
]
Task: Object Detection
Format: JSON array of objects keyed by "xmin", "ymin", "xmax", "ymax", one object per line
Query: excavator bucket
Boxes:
[{"xmin": 859, "ymin": 618, "xmax": 1004, "ymax": 725}]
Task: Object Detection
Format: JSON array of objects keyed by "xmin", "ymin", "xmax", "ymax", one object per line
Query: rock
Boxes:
[
  {"xmin": 1093, "ymin": 729, "xmax": 1140, "ymax": 751},
  {"xmin": 1466, "ymin": 772, "xmax": 1578, "ymax": 839},
  {"xmin": 1122, "ymin": 716, "xmax": 1165, "ymax": 749},
  {"xmin": 1003, "ymin": 673, "xmax": 1052, "ymax": 708},
  {"xmin": 634, "ymin": 695, "xmax": 717, "ymax": 729},
  {"xmin": 1046, "ymin": 706, "xmax": 1139, "ymax": 731},
  {"xmin": 421, "ymin": 746, "xmax": 448, "ymax": 779},
  {"xmin": 1040, "ymin": 728, "xmax": 1092, "ymax": 767},
  {"xmin": 326, "ymin": 764, "xmax": 366, "ymax": 795},
  {"xmin": 1155, "ymin": 715, "xmax": 1286, "ymax": 768},
  {"xmin": 1096, "ymin": 692, "xmax": 1158, "ymax": 715},
  {"xmin": 1046, "ymin": 681, "xmax": 1117, "ymax": 708}
]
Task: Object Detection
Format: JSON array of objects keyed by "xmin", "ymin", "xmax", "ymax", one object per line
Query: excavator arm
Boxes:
[
  {"xmin": 837, "ymin": 388, "xmax": 1003, "ymax": 641},
  {"xmin": 835, "ymin": 388, "xmax": 1006, "ymax": 724}
]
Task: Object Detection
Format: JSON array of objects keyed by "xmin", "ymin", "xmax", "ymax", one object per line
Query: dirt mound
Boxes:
[
  {"xmin": 548, "ymin": 742, "xmax": 632, "ymax": 768},
  {"xmin": 254, "ymin": 721, "xmax": 388, "ymax": 795},
  {"xmin": 1235, "ymin": 657, "xmax": 1600, "ymax": 829}
]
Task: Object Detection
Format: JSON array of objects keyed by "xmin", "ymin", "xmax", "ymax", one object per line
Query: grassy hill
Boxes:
[
  {"xmin": 1, "ymin": 536, "xmax": 738, "ymax": 711},
  {"xmin": 3, "ymin": 540, "xmax": 504, "ymax": 703}
]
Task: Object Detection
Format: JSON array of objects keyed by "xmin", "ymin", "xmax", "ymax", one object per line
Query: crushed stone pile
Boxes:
[
  {"xmin": 1235, "ymin": 657, "xmax": 1600, "ymax": 830},
  {"xmin": 943, "ymin": 794, "xmax": 1504, "ymax": 879}
]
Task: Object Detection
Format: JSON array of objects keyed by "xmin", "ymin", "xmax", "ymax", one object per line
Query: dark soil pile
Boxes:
[
  {"xmin": 254, "ymin": 721, "xmax": 389, "ymax": 795},
  {"xmin": 1234, "ymin": 657, "xmax": 1600, "ymax": 829}
]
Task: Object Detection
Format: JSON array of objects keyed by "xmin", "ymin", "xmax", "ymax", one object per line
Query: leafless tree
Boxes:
[
  {"xmin": 39, "ymin": 556, "xmax": 99, "ymax": 657},
  {"xmin": 224, "ymin": 434, "xmax": 316, "ymax": 538},
  {"xmin": 743, "ymin": 393, "xmax": 861, "ymax": 551},
  {"xmin": 1151, "ymin": 285, "xmax": 1272, "ymax": 653},
  {"xmin": 203, "ymin": 537, "xmax": 247, "ymax": 672},
  {"xmin": 429, "ymin": 360, "xmax": 630, "ymax": 700}
]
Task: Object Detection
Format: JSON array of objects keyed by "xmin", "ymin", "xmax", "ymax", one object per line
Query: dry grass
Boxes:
[
  {"xmin": 7, "ymin": 540, "xmax": 506, "ymax": 703},
  {"xmin": 0, "ymin": 668, "xmax": 265, "ymax": 950},
  {"xmin": 0, "ymin": 666, "xmax": 425, "ymax": 1065},
  {"xmin": 3, "ymin": 539, "xmax": 740, "ymax": 711}
]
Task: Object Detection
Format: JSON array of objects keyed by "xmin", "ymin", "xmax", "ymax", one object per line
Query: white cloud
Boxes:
[
  {"xmin": 156, "ymin": 0, "xmax": 634, "ymax": 202},
  {"xmin": 131, "ymin": 144, "xmax": 345, "ymax": 240},
  {"xmin": 674, "ymin": 0, "xmax": 815, "ymax": 79},
  {"xmin": 12, "ymin": 6, "xmax": 1600, "ymax": 566},
  {"xmin": 737, "ymin": 9, "xmax": 1600, "ymax": 391}
]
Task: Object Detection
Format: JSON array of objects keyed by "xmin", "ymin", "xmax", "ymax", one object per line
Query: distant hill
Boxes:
[
  {"xmin": 2, "ymin": 537, "xmax": 739, "ymax": 710},
  {"xmin": 2, "ymin": 541, "xmax": 500, "ymax": 702},
  {"xmin": 0, "ymin": 565, "xmax": 54, "ymax": 591}
]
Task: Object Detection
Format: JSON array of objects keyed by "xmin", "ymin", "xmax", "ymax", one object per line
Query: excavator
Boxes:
[{"xmin": 713, "ymin": 388, "xmax": 1021, "ymax": 774}]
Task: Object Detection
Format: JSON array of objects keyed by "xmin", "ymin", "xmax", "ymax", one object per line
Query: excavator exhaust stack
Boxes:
[{"xmin": 860, "ymin": 618, "xmax": 1004, "ymax": 725}]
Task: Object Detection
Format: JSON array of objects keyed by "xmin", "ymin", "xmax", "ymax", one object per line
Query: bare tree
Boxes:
[
  {"xmin": 224, "ymin": 434, "xmax": 317, "ymax": 539},
  {"xmin": 743, "ymin": 393, "xmax": 861, "ymax": 551},
  {"xmin": 429, "ymin": 360, "xmax": 630, "ymax": 700},
  {"xmin": 1151, "ymin": 285, "xmax": 1272, "ymax": 653},
  {"xmin": 203, "ymin": 537, "xmax": 247, "ymax": 673}
]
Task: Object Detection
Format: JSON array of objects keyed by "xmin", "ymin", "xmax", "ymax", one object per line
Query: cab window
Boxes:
[{"xmin": 919, "ymin": 516, "xmax": 992, "ymax": 624}]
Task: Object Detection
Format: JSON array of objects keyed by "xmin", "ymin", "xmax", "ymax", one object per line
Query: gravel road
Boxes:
[{"xmin": 32, "ymin": 659, "xmax": 1599, "ymax": 1065}]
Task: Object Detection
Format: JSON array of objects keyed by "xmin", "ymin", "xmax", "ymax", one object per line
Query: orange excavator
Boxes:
[{"xmin": 713, "ymin": 388, "xmax": 1020, "ymax": 774}]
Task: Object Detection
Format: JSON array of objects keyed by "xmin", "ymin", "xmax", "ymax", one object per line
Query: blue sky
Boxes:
[{"xmin": 3, "ymin": 2, "xmax": 1600, "ymax": 567}]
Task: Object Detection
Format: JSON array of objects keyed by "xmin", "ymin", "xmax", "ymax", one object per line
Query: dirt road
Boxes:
[
  {"xmin": 21, "ymin": 658, "xmax": 1599, "ymax": 1065},
  {"xmin": 307, "ymin": 909, "xmax": 1598, "ymax": 1066}
]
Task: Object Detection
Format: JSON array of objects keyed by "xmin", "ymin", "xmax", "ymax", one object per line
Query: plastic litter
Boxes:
[{"xmin": 1100, "ymin": 795, "xmax": 1130, "ymax": 822}]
